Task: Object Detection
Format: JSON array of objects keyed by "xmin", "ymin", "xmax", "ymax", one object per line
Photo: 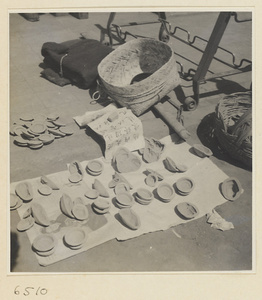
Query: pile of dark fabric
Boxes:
[{"xmin": 41, "ymin": 39, "xmax": 113, "ymax": 89}]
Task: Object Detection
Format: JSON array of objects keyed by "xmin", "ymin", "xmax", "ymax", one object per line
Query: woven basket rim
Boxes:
[{"xmin": 98, "ymin": 38, "xmax": 174, "ymax": 89}]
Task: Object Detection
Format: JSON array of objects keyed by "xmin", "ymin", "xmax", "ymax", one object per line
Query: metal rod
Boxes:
[
  {"xmin": 107, "ymin": 12, "xmax": 116, "ymax": 46},
  {"xmin": 231, "ymin": 12, "xmax": 252, "ymax": 23},
  {"xmin": 192, "ymin": 12, "xmax": 232, "ymax": 106},
  {"xmin": 159, "ymin": 18, "xmax": 251, "ymax": 69}
]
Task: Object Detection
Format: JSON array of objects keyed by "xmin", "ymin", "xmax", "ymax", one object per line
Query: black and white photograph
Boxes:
[
  {"xmin": 0, "ymin": 0, "xmax": 261, "ymax": 300},
  {"xmin": 4, "ymin": 5, "xmax": 258, "ymax": 298}
]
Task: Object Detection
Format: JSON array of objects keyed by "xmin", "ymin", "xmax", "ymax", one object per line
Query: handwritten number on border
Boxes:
[{"xmin": 14, "ymin": 286, "xmax": 48, "ymax": 296}]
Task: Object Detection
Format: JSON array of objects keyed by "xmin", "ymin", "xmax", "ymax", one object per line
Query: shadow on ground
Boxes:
[
  {"xmin": 196, "ymin": 112, "xmax": 251, "ymax": 171},
  {"xmin": 10, "ymin": 231, "xmax": 19, "ymax": 271}
]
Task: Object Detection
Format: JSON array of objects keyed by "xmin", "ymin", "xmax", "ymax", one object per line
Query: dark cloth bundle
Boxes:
[{"xmin": 41, "ymin": 39, "xmax": 113, "ymax": 89}]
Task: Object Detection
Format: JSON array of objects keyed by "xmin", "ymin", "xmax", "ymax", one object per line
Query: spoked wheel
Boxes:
[{"xmin": 184, "ymin": 97, "xmax": 197, "ymax": 111}]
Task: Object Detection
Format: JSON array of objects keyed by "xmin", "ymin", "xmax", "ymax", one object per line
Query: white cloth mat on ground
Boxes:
[{"xmin": 11, "ymin": 135, "xmax": 228, "ymax": 266}]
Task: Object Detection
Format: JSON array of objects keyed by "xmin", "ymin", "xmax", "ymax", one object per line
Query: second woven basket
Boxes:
[
  {"xmin": 215, "ymin": 92, "xmax": 252, "ymax": 168},
  {"xmin": 98, "ymin": 38, "xmax": 181, "ymax": 116}
]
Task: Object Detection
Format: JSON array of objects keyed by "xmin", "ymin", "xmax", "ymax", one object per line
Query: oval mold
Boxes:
[
  {"xmin": 176, "ymin": 177, "xmax": 195, "ymax": 195},
  {"xmin": 176, "ymin": 202, "xmax": 199, "ymax": 219},
  {"xmin": 87, "ymin": 160, "xmax": 104, "ymax": 173},
  {"xmin": 136, "ymin": 188, "xmax": 153, "ymax": 201},
  {"xmin": 115, "ymin": 192, "xmax": 134, "ymax": 207},
  {"xmin": 93, "ymin": 198, "xmax": 110, "ymax": 210},
  {"xmin": 119, "ymin": 208, "xmax": 141, "ymax": 230},
  {"xmin": 145, "ymin": 174, "xmax": 158, "ymax": 187},
  {"xmin": 221, "ymin": 177, "xmax": 244, "ymax": 201},
  {"xmin": 157, "ymin": 183, "xmax": 174, "ymax": 202},
  {"xmin": 193, "ymin": 144, "xmax": 213, "ymax": 158},
  {"xmin": 64, "ymin": 228, "xmax": 87, "ymax": 247},
  {"xmin": 72, "ymin": 204, "xmax": 89, "ymax": 220},
  {"xmin": 17, "ymin": 216, "xmax": 35, "ymax": 232},
  {"xmin": 33, "ymin": 234, "xmax": 57, "ymax": 252}
]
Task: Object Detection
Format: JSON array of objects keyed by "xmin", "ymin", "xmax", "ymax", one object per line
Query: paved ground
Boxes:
[{"xmin": 10, "ymin": 11, "xmax": 252, "ymax": 272}]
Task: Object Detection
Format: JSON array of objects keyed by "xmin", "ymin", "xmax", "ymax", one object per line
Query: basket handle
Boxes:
[{"xmin": 90, "ymin": 80, "xmax": 112, "ymax": 105}]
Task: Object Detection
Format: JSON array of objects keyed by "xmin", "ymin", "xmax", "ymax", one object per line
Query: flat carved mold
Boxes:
[
  {"xmin": 31, "ymin": 203, "xmax": 50, "ymax": 227},
  {"xmin": 193, "ymin": 144, "xmax": 213, "ymax": 158},
  {"xmin": 60, "ymin": 193, "xmax": 74, "ymax": 218},
  {"xmin": 113, "ymin": 147, "xmax": 142, "ymax": 173},
  {"xmin": 72, "ymin": 204, "xmax": 89, "ymax": 220},
  {"xmin": 164, "ymin": 157, "xmax": 188, "ymax": 173},
  {"xmin": 93, "ymin": 179, "xmax": 110, "ymax": 198},
  {"xmin": 119, "ymin": 208, "xmax": 141, "ymax": 230},
  {"xmin": 17, "ymin": 216, "xmax": 35, "ymax": 232},
  {"xmin": 15, "ymin": 181, "xmax": 33, "ymax": 202}
]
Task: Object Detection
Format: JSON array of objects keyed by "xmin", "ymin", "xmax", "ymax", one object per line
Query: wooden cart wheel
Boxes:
[
  {"xmin": 159, "ymin": 24, "xmax": 170, "ymax": 43},
  {"xmin": 184, "ymin": 97, "xmax": 197, "ymax": 111}
]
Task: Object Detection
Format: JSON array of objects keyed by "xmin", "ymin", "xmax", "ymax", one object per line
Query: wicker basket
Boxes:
[
  {"xmin": 215, "ymin": 92, "xmax": 252, "ymax": 167},
  {"xmin": 97, "ymin": 38, "xmax": 181, "ymax": 116}
]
